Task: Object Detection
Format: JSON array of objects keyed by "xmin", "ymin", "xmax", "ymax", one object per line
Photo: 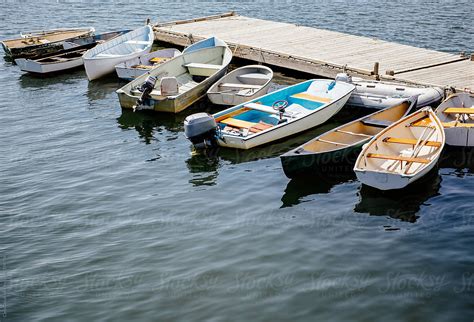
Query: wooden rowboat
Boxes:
[
  {"xmin": 207, "ymin": 65, "xmax": 273, "ymax": 106},
  {"xmin": 83, "ymin": 25, "xmax": 154, "ymax": 81},
  {"xmin": 14, "ymin": 30, "xmax": 129, "ymax": 75},
  {"xmin": 1, "ymin": 27, "xmax": 95, "ymax": 59},
  {"xmin": 116, "ymin": 44, "xmax": 233, "ymax": 113},
  {"xmin": 184, "ymin": 79, "xmax": 355, "ymax": 150},
  {"xmin": 354, "ymin": 107, "xmax": 445, "ymax": 190},
  {"xmin": 435, "ymin": 93, "xmax": 474, "ymax": 146},
  {"xmin": 280, "ymin": 97, "xmax": 417, "ymax": 178}
]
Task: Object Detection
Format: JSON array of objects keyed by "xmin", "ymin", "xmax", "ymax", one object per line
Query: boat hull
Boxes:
[
  {"xmin": 207, "ymin": 82, "xmax": 271, "ymax": 106},
  {"xmin": 281, "ymin": 142, "xmax": 365, "ymax": 178},
  {"xmin": 217, "ymin": 91, "xmax": 352, "ymax": 150},
  {"xmin": 117, "ymin": 67, "xmax": 228, "ymax": 113},
  {"xmin": 15, "ymin": 57, "xmax": 83, "ymax": 74},
  {"xmin": 84, "ymin": 49, "xmax": 152, "ymax": 81},
  {"xmin": 2, "ymin": 28, "xmax": 94, "ymax": 60}
]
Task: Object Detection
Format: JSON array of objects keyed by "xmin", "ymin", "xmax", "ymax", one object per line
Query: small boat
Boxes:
[
  {"xmin": 184, "ymin": 79, "xmax": 355, "ymax": 150},
  {"xmin": 207, "ymin": 65, "xmax": 273, "ymax": 106},
  {"xmin": 335, "ymin": 73, "xmax": 443, "ymax": 109},
  {"xmin": 83, "ymin": 25, "xmax": 154, "ymax": 81},
  {"xmin": 434, "ymin": 92, "xmax": 474, "ymax": 146},
  {"xmin": 1, "ymin": 27, "xmax": 95, "ymax": 59},
  {"xmin": 280, "ymin": 97, "xmax": 417, "ymax": 178},
  {"xmin": 14, "ymin": 30, "xmax": 129, "ymax": 75},
  {"xmin": 116, "ymin": 43, "xmax": 232, "ymax": 113},
  {"xmin": 354, "ymin": 107, "xmax": 445, "ymax": 190},
  {"xmin": 115, "ymin": 48, "xmax": 181, "ymax": 80}
]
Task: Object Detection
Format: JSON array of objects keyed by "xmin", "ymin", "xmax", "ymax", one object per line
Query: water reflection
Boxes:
[
  {"xmin": 438, "ymin": 146, "xmax": 474, "ymax": 175},
  {"xmin": 281, "ymin": 171, "xmax": 356, "ymax": 208},
  {"xmin": 86, "ymin": 75, "xmax": 123, "ymax": 102},
  {"xmin": 355, "ymin": 169, "xmax": 442, "ymax": 222},
  {"xmin": 185, "ymin": 152, "xmax": 220, "ymax": 186},
  {"xmin": 18, "ymin": 69, "xmax": 86, "ymax": 89}
]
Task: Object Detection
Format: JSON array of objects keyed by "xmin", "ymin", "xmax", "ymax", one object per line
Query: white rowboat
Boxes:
[
  {"xmin": 354, "ymin": 107, "xmax": 445, "ymax": 190},
  {"xmin": 83, "ymin": 25, "xmax": 154, "ymax": 81},
  {"xmin": 207, "ymin": 65, "xmax": 273, "ymax": 106},
  {"xmin": 435, "ymin": 93, "xmax": 474, "ymax": 146}
]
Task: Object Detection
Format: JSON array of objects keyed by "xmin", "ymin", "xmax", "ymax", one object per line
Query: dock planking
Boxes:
[{"xmin": 154, "ymin": 12, "xmax": 473, "ymax": 93}]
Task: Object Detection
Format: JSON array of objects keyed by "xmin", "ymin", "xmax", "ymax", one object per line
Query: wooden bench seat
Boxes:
[
  {"xmin": 367, "ymin": 153, "xmax": 430, "ymax": 164},
  {"xmin": 335, "ymin": 130, "xmax": 372, "ymax": 137},
  {"xmin": 218, "ymin": 83, "xmax": 262, "ymax": 89},
  {"xmin": 220, "ymin": 118, "xmax": 256, "ymax": 129},
  {"xmin": 291, "ymin": 93, "xmax": 332, "ymax": 103},
  {"xmin": 442, "ymin": 122, "xmax": 474, "ymax": 128},
  {"xmin": 382, "ymin": 137, "xmax": 441, "ymax": 147},
  {"xmin": 184, "ymin": 63, "xmax": 222, "ymax": 70},
  {"xmin": 443, "ymin": 107, "xmax": 474, "ymax": 114},
  {"xmin": 410, "ymin": 117, "xmax": 434, "ymax": 128}
]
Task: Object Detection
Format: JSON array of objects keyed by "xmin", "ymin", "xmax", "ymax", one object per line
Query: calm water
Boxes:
[{"xmin": 1, "ymin": 1, "xmax": 474, "ymax": 321}]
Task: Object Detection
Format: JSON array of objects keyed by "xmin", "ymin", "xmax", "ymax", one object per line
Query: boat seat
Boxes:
[
  {"xmin": 361, "ymin": 118, "xmax": 393, "ymax": 128},
  {"xmin": 125, "ymin": 40, "xmax": 150, "ymax": 45},
  {"xmin": 366, "ymin": 153, "xmax": 430, "ymax": 164},
  {"xmin": 220, "ymin": 118, "xmax": 256, "ymax": 129},
  {"xmin": 383, "ymin": 137, "xmax": 441, "ymax": 147},
  {"xmin": 219, "ymin": 83, "xmax": 261, "ymax": 89},
  {"xmin": 96, "ymin": 53, "xmax": 122, "ymax": 58},
  {"xmin": 184, "ymin": 63, "xmax": 222, "ymax": 76},
  {"xmin": 317, "ymin": 138, "xmax": 350, "ymax": 146},
  {"xmin": 160, "ymin": 77, "xmax": 179, "ymax": 96},
  {"xmin": 335, "ymin": 130, "xmax": 372, "ymax": 138},
  {"xmin": 237, "ymin": 73, "xmax": 269, "ymax": 85},
  {"xmin": 244, "ymin": 103, "xmax": 279, "ymax": 115},
  {"xmin": 410, "ymin": 117, "xmax": 434, "ymax": 128},
  {"xmin": 291, "ymin": 92, "xmax": 332, "ymax": 103},
  {"xmin": 443, "ymin": 107, "xmax": 474, "ymax": 114},
  {"xmin": 442, "ymin": 122, "xmax": 474, "ymax": 128}
]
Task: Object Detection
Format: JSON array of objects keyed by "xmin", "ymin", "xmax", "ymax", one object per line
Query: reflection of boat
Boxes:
[
  {"xmin": 117, "ymin": 44, "xmax": 232, "ymax": 113},
  {"xmin": 435, "ymin": 93, "xmax": 474, "ymax": 146},
  {"xmin": 185, "ymin": 154, "xmax": 220, "ymax": 187},
  {"xmin": 19, "ymin": 69, "xmax": 85, "ymax": 89},
  {"xmin": 281, "ymin": 97, "xmax": 416, "ymax": 178},
  {"xmin": 115, "ymin": 48, "xmax": 181, "ymax": 80},
  {"xmin": 355, "ymin": 170, "xmax": 441, "ymax": 222},
  {"xmin": 207, "ymin": 65, "xmax": 273, "ymax": 106},
  {"xmin": 184, "ymin": 79, "xmax": 355, "ymax": 150},
  {"xmin": 83, "ymin": 25, "xmax": 154, "ymax": 80},
  {"xmin": 15, "ymin": 30, "xmax": 130, "ymax": 75},
  {"xmin": 335, "ymin": 73, "xmax": 443, "ymax": 109},
  {"xmin": 281, "ymin": 172, "xmax": 356, "ymax": 208},
  {"xmin": 1, "ymin": 27, "xmax": 94, "ymax": 59},
  {"xmin": 354, "ymin": 108, "xmax": 445, "ymax": 190}
]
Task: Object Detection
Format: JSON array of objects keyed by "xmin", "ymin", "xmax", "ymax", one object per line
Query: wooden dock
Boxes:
[{"xmin": 154, "ymin": 12, "xmax": 473, "ymax": 93}]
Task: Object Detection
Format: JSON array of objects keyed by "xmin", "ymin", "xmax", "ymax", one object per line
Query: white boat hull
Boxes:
[
  {"xmin": 15, "ymin": 57, "xmax": 83, "ymax": 74},
  {"xmin": 218, "ymin": 86, "xmax": 353, "ymax": 150},
  {"xmin": 84, "ymin": 49, "xmax": 151, "ymax": 80}
]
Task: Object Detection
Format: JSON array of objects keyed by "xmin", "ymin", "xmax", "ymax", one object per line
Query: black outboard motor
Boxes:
[
  {"xmin": 133, "ymin": 75, "xmax": 157, "ymax": 111},
  {"xmin": 184, "ymin": 113, "xmax": 219, "ymax": 149}
]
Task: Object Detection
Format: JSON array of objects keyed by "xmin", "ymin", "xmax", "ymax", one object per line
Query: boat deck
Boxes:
[{"xmin": 153, "ymin": 12, "xmax": 473, "ymax": 93}]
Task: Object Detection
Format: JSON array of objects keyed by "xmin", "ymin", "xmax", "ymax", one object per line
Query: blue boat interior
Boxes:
[{"xmin": 216, "ymin": 80, "xmax": 336, "ymax": 132}]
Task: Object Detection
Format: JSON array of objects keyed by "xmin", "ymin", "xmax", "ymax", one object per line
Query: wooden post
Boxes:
[
  {"xmin": 471, "ymin": 54, "xmax": 474, "ymax": 61},
  {"xmin": 373, "ymin": 62, "xmax": 380, "ymax": 80}
]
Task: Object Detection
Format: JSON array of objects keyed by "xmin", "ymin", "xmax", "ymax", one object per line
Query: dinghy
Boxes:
[
  {"xmin": 182, "ymin": 36, "xmax": 227, "ymax": 54},
  {"xmin": 83, "ymin": 25, "xmax": 154, "ymax": 81},
  {"xmin": 1, "ymin": 27, "xmax": 95, "ymax": 59},
  {"xmin": 335, "ymin": 73, "xmax": 443, "ymax": 109},
  {"xmin": 15, "ymin": 30, "xmax": 129, "ymax": 75},
  {"xmin": 115, "ymin": 48, "xmax": 181, "ymax": 80},
  {"xmin": 116, "ymin": 44, "xmax": 232, "ymax": 113},
  {"xmin": 354, "ymin": 107, "xmax": 445, "ymax": 190},
  {"xmin": 207, "ymin": 65, "xmax": 273, "ymax": 106},
  {"xmin": 184, "ymin": 79, "xmax": 355, "ymax": 150},
  {"xmin": 281, "ymin": 97, "xmax": 417, "ymax": 178},
  {"xmin": 434, "ymin": 93, "xmax": 474, "ymax": 146}
]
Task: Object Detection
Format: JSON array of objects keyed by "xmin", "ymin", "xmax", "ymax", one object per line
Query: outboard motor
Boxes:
[
  {"xmin": 184, "ymin": 113, "xmax": 219, "ymax": 149},
  {"xmin": 335, "ymin": 72, "xmax": 352, "ymax": 83},
  {"xmin": 133, "ymin": 75, "xmax": 157, "ymax": 111}
]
